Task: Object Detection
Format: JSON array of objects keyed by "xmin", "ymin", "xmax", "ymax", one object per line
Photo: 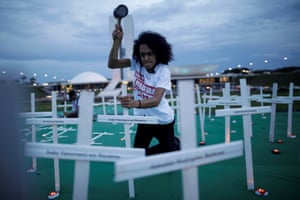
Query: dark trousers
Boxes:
[{"xmin": 134, "ymin": 120, "xmax": 178, "ymax": 156}]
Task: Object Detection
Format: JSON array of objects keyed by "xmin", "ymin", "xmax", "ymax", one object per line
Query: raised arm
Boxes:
[{"xmin": 108, "ymin": 24, "xmax": 131, "ymax": 69}]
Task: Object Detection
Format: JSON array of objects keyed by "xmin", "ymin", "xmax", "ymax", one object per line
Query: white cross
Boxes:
[
  {"xmin": 258, "ymin": 82, "xmax": 296, "ymax": 142},
  {"xmin": 216, "ymin": 79, "xmax": 271, "ymax": 190},
  {"xmin": 114, "ymin": 78, "xmax": 246, "ymax": 200},
  {"xmin": 24, "ymin": 91, "xmax": 146, "ymax": 200},
  {"xmin": 115, "ymin": 140, "xmax": 243, "ymax": 200},
  {"xmin": 19, "ymin": 92, "xmax": 53, "ymax": 173}
]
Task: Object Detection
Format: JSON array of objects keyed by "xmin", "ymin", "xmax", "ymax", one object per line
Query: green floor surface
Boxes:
[{"xmin": 22, "ymin": 112, "xmax": 300, "ymax": 200}]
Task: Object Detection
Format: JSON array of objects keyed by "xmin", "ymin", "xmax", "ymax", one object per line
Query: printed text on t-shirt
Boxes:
[{"xmin": 134, "ymin": 71, "xmax": 155, "ymax": 99}]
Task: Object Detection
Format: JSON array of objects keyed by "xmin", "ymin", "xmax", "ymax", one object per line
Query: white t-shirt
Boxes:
[{"xmin": 130, "ymin": 59, "xmax": 174, "ymax": 124}]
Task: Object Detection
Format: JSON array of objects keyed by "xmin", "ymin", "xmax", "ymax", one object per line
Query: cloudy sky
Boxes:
[{"xmin": 1, "ymin": 0, "xmax": 299, "ymax": 82}]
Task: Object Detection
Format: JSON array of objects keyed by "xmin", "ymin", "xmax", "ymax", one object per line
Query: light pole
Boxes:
[{"xmin": 20, "ymin": 72, "xmax": 26, "ymax": 83}]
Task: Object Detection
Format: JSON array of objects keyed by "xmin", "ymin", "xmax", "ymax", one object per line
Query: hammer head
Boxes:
[{"xmin": 113, "ymin": 4, "xmax": 128, "ymax": 19}]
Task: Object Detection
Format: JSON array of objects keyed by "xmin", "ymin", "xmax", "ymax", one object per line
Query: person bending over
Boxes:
[{"xmin": 64, "ymin": 90, "xmax": 79, "ymax": 118}]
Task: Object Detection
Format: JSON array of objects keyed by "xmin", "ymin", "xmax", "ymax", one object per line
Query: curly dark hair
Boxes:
[{"xmin": 132, "ymin": 31, "xmax": 174, "ymax": 66}]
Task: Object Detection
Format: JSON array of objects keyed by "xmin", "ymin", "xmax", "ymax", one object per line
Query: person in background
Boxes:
[
  {"xmin": 108, "ymin": 24, "xmax": 180, "ymax": 156},
  {"xmin": 64, "ymin": 90, "xmax": 79, "ymax": 118}
]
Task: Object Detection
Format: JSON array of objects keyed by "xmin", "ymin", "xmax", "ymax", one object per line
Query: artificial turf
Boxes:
[{"xmin": 21, "ymin": 109, "xmax": 300, "ymax": 200}]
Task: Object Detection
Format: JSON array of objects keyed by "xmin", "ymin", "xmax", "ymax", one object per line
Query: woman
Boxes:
[{"xmin": 108, "ymin": 24, "xmax": 179, "ymax": 155}]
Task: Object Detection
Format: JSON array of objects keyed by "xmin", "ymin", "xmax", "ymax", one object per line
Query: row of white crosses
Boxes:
[
  {"xmin": 196, "ymin": 81, "xmax": 299, "ymax": 144},
  {"xmin": 23, "ymin": 91, "xmax": 78, "ymax": 195},
  {"xmin": 20, "ymin": 92, "xmax": 68, "ymax": 195},
  {"xmin": 196, "ymin": 79, "xmax": 273, "ymax": 190},
  {"xmin": 96, "ymin": 82, "xmax": 159, "ymax": 198},
  {"xmin": 168, "ymin": 83, "xmax": 235, "ymax": 144},
  {"xmin": 216, "ymin": 79, "xmax": 272, "ymax": 190},
  {"xmin": 18, "ymin": 93, "xmax": 52, "ymax": 172},
  {"xmin": 23, "ymin": 88, "xmax": 158, "ymax": 199},
  {"xmin": 196, "ymin": 82, "xmax": 247, "ymax": 143},
  {"xmin": 22, "ymin": 83, "xmax": 236, "ymax": 200},
  {"xmin": 115, "ymin": 78, "xmax": 244, "ymax": 200},
  {"xmin": 23, "ymin": 77, "xmax": 275, "ymax": 200},
  {"xmin": 258, "ymin": 82, "xmax": 298, "ymax": 142},
  {"xmin": 169, "ymin": 83, "xmax": 239, "ymax": 144},
  {"xmin": 114, "ymin": 78, "xmax": 274, "ymax": 199},
  {"xmin": 20, "ymin": 69, "xmax": 155, "ymax": 199}
]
